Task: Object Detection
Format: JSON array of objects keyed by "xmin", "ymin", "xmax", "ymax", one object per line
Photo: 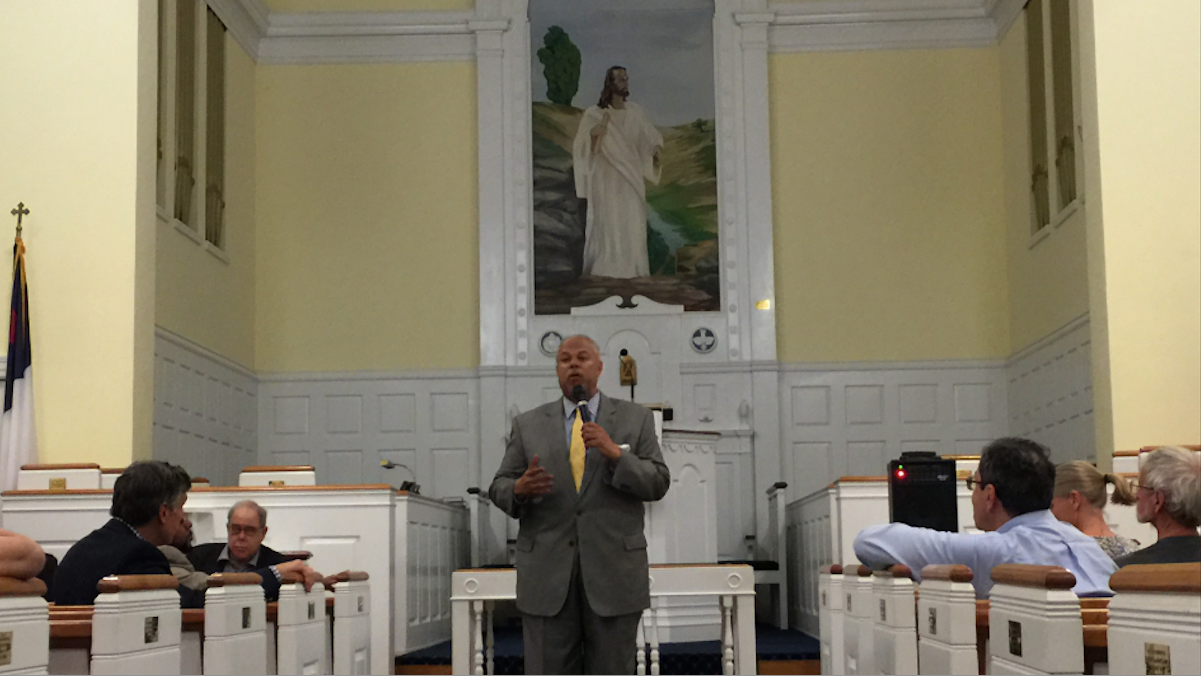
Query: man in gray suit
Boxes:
[{"xmin": 489, "ymin": 335, "xmax": 670, "ymax": 674}]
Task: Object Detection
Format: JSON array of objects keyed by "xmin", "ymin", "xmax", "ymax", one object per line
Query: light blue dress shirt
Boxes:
[
  {"xmin": 853, "ymin": 510, "xmax": 1117, "ymax": 598},
  {"xmin": 561, "ymin": 392, "xmax": 601, "ymax": 443}
]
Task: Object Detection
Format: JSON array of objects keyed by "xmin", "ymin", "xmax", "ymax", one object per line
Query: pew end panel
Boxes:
[
  {"xmin": 203, "ymin": 573, "xmax": 269, "ymax": 676},
  {"xmin": 0, "ymin": 577, "xmax": 50, "ymax": 675},
  {"xmin": 1108, "ymin": 563, "xmax": 1201, "ymax": 676},
  {"xmin": 917, "ymin": 565, "xmax": 977, "ymax": 676},
  {"xmin": 90, "ymin": 576, "xmax": 184, "ymax": 676},
  {"xmin": 987, "ymin": 565, "xmax": 1083, "ymax": 675}
]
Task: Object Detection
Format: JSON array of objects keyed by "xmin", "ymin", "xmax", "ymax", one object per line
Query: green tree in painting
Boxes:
[{"xmin": 537, "ymin": 26, "xmax": 581, "ymax": 106}]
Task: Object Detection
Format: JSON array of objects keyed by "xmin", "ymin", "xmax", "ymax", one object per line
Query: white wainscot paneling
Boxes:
[
  {"xmin": 257, "ymin": 371, "xmax": 479, "ymax": 498},
  {"xmin": 780, "ymin": 361, "xmax": 1008, "ymax": 501},
  {"xmin": 1006, "ymin": 315, "xmax": 1094, "ymax": 463},
  {"xmin": 154, "ymin": 328, "xmax": 258, "ymax": 486}
]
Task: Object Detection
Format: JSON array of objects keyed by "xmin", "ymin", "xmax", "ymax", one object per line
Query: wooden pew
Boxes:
[
  {"xmin": 330, "ymin": 571, "xmax": 371, "ymax": 676},
  {"xmin": 204, "ymin": 572, "xmax": 268, "ymax": 675},
  {"xmin": 274, "ymin": 576, "xmax": 328, "ymax": 675},
  {"xmin": 49, "ymin": 603, "xmax": 204, "ymax": 674},
  {"xmin": 90, "ymin": 574, "xmax": 183, "ymax": 675},
  {"xmin": 987, "ymin": 565, "xmax": 1084, "ymax": 675},
  {"xmin": 818, "ymin": 564, "xmax": 844, "ymax": 675},
  {"xmin": 17, "ymin": 463, "xmax": 101, "ymax": 491},
  {"xmin": 238, "ymin": 466, "xmax": 316, "ymax": 487},
  {"xmin": 1108, "ymin": 562, "xmax": 1200, "ymax": 676},
  {"xmin": 0, "ymin": 577, "xmax": 49, "ymax": 674},
  {"xmin": 842, "ymin": 564, "xmax": 873, "ymax": 675},
  {"xmin": 872, "ymin": 565, "xmax": 917, "ymax": 675},
  {"xmin": 917, "ymin": 565, "xmax": 976, "ymax": 675}
]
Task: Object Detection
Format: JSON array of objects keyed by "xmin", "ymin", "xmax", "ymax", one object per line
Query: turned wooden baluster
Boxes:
[
  {"xmin": 721, "ymin": 595, "xmax": 735, "ymax": 675},
  {"xmin": 636, "ymin": 608, "xmax": 648, "ymax": 675},
  {"xmin": 473, "ymin": 601, "xmax": 485, "ymax": 675},
  {"xmin": 649, "ymin": 598, "xmax": 661, "ymax": 676},
  {"xmin": 485, "ymin": 601, "xmax": 495, "ymax": 675}
]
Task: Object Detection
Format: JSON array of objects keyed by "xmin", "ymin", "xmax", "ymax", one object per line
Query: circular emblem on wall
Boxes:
[
  {"xmin": 539, "ymin": 331, "xmax": 564, "ymax": 357},
  {"xmin": 691, "ymin": 328, "xmax": 717, "ymax": 354}
]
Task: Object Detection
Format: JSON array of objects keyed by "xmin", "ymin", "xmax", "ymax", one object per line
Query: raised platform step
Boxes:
[{"xmin": 396, "ymin": 622, "xmax": 818, "ymax": 675}]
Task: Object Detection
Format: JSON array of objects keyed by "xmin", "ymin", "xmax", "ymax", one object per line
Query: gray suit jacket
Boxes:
[{"xmin": 488, "ymin": 394, "xmax": 670, "ymax": 617}]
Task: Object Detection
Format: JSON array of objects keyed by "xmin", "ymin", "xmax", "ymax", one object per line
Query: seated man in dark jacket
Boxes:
[
  {"xmin": 52, "ymin": 461, "xmax": 206, "ymax": 607},
  {"xmin": 53, "ymin": 462, "xmax": 320, "ymax": 607},
  {"xmin": 188, "ymin": 500, "xmax": 293, "ymax": 599}
]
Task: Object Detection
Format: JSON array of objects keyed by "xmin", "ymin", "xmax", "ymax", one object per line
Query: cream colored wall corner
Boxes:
[
  {"xmin": 1080, "ymin": 0, "xmax": 1201, "ymax": 456},
  {"xmin": 254, "ymin": 62, "xmax": 479, "ymax": 373},
  {"xmin": 0, "ymin": 0, "xmax": 157, "ymax": 466},
  {"xmin": 769, "ymin": 48, "xmax": 1010, "ymax": 363},
  {"xmin": 999, "ymin": 16, "xmax": 1090, "ymax": 353},
  {"xmin": 156, "ymin": 34, "xmax": 257, "ymax": 369}
]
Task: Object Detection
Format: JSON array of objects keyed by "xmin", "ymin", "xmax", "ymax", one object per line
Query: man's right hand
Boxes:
[
  {"xmin": 275, "ymin": 559, "xmax": 322, "ymax": 591},
  {"xmin": 514, "ymin": 455, "xmax": 554, "ymax": 498}
]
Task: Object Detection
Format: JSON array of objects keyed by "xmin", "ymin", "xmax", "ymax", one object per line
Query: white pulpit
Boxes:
[
  {"xmin": 646, "ymin": 423, "xmax": 718, "ymax": 565},
  {"xmin": 644, "ymin": 414, "xmax": 720, "ymax": 642}
]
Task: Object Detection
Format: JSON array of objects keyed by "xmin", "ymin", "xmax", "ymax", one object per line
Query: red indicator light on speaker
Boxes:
[{"xmin": 895, "ymin": 469, "xmax": 907, "ymax": 479}]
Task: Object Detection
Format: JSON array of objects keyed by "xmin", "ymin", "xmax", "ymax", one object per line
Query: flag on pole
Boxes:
[{"xmin": 0, "ymin": 234, "xmax": 37, "ymax": 490}]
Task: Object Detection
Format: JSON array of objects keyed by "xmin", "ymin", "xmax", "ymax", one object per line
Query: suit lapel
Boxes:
[{"xmin": 540, "ymin": 402, "xmax": 578, "ymax": 503}]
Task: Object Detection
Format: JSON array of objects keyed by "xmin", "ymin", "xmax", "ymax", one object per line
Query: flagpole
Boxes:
[{"xmin": 2, "ymin": 202, "xmax": 37, "ymax": 490}]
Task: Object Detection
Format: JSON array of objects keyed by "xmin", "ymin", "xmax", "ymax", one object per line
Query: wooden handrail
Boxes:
[
  {"xmin": 20, "ymin": 463, "xmax": 100, "ymax": 471},
  {"xmin": 241, "ymin": 465, "xmax": 315, "ymax": 473},
  {"xmin": 207, "ymin": 572, "xmax": 263, "ymax": 587},
  {"xmin": 921, "ymin": 564, "xmax": 974, "ymax": 583},
  {"xmin": 1110, "ymin": 562, "xmax": 1201, "ymax": 594},
  {"xmin": 0, "ymin": 576, "xmax": 47, "ymax": 597},
  {"xmin": 990, "ymin": 564, "xmax": 1076, "ymax": 590},
  {"xmin": 821, "ymin": 564, "xmax": 843, "ymax": 575},
  {"xmin": 331, "ymin": 570, "xmax": 369, "ymax": 583},
  {"xmin": 96, "ymin": 574, "xmax": 179, "ymax": 593}
]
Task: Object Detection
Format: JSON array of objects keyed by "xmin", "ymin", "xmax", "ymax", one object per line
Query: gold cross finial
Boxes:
[{"xmin": 10, "ymin": 203, "xmax": 30, "ymax": 237}]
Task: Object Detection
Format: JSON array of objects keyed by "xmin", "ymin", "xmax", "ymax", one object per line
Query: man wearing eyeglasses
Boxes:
[
  {"xmin": 854, "ymin": 437, "xmax": 1117, "ymax": 598},
  {"xmin": 189, "ymin": 500, "xmax": 315, "ymax": 599},
  {"xmin": 1115, "ymin": 446, "xmax": 1201, "ymax": 567}
]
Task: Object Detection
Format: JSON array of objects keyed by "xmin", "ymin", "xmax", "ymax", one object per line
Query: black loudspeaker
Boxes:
[{"xmin": 888, "ymin": 452, "xmax": 958, "ymax": 532}]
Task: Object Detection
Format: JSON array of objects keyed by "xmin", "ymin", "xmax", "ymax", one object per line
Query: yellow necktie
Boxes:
[{"xmin": 570, "ymin": 410, "xmax": 586, "ymax": 491}]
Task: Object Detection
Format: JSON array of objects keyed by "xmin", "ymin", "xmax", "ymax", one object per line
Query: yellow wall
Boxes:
[
  {"xmin": 254, "ymin": 62, "xmax": 479, "ymax": 372},
  {"xmin": 1081, "ymin": 0, "xmax": 1201, "ymax": 454},
  {"xmin": 264, "ymin": 0, "xmax": 474, "ymax": 12},
  {"xmin": 0, "ymin": 0, "xmax": 157, "ymax": 466},
  {"xmin": 1000, "ymin": 17, "xmax": 1091, "ymax": 352},
  {"xmin": 770, "ymin": 48, "xmax": 1010, "ymax": 363},
  {"xmin": 156, "ymin": 35, "xmax": 257, "ymax": 368}
]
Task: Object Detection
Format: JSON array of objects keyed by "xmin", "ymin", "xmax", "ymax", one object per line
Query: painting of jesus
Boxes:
[{"xmin": 530, "ymin": 0, "xmax": 719, "ymax": 314}]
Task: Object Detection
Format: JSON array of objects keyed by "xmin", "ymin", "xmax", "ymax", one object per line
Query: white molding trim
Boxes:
[
  {"xmin": 257, "ymin": 367, "xmax": 481, "ymax": 383},
  {"xmin": 780, "ymin": 357, "xmax": 1007, "ymax": 373},
  {"xmin": 155, "ymin": 325, "xmax": 257, "ymax": 381},
  {"xmin": 229, "ymin": 0, "xmax": 1027, "ymax": 65},
  {"xmin": 768, "ymin": 0, "xmax": 1025, "ymax": 53},
  {"xmin": 209, "ymin": 0, "xmax": 269, "ymax": 61}
]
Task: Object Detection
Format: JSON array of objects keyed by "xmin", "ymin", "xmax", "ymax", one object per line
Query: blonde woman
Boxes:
[{"xmin": 1052, "ymin": 460, "xmax": 1141, "ymax": 559}]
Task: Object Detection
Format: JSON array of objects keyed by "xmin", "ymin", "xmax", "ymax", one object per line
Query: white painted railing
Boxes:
[{"xmin": 450, "ymin": 564, "xmax": 757, "ymax": 675}]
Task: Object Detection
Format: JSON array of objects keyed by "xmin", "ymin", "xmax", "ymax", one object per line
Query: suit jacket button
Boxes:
[
  {"xmin": 568, "ymin": 540, "xmax": 575, "ymax": 547},
  {"xmin": 576, "ymin": 509, "xmax": 583, "ymax": 516}
]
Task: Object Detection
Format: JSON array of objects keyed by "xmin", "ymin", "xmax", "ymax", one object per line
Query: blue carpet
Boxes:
[{"xmin": 398, "ymin": 622, "xmax": 818, "ymax": 674}]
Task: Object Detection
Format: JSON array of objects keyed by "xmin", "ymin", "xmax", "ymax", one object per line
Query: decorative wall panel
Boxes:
[
  {"xmin": 1005, "ymin": 315, "xmax": 1093, "ymax": 464},
  {"xmin": 258, "ymin": 371, "xmax": 478, "ymax": 497},
  {"xmin": 154, "ymin": 328, "xmax": 258, "ymax": 486}
]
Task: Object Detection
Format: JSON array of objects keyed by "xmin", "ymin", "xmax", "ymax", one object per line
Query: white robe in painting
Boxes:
[{"xmin": 573, "ymin": 103, "xmax": 663, "ymax": 278}]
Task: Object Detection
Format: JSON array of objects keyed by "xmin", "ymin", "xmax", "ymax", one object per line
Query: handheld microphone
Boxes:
[{"xmin": 571, "ymin": 385, "xmax": 592, "ymax": 423}]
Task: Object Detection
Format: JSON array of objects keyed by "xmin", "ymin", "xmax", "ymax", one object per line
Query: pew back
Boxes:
[
  {"xmin": 332, "ymin": 572, "xmax": 371, "ymax": 676},
  {"xmin": 871, "ymin": 565, "xmax": 916, "ymax": 675},
  {"xmin": 275, "ymin": 581, "xmax": 328, "ymax": 675},
  {"xmin": 17, "ymin": 464, "xmax": 101, "ymax": 491}
]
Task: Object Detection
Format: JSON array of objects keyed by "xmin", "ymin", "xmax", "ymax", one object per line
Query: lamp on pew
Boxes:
[{"xmin": 380, "ymin": 459, "xmax": 420, "ymax": 494}]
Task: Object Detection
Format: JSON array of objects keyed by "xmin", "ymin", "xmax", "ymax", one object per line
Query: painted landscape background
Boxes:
[{"xmin": 529, "ymin": 0, "xmax": 719, "ymax": 314}]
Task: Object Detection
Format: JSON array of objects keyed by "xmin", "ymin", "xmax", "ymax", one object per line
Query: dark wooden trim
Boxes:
[
  {"xmin": 0, "ymin": 576, "xmax": 47, "ymax": 597},
  {"xmin": 1109, "ymin": 562, "xmax": 1201, "ymax": 594},
  {"xmin": 96, "ymin": 574, "xmax": 179, "ymax": 593},
  {"xmin": 20, "ymin": 463, "xmax": 100, "ymax": 471},
  {"xmin": 990, "ymin": 564, "xmax": 1076, "ymax": 590},
  {"xmin": 921, "ymin": 564, "xmax": 974, "ymax": 583}
]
